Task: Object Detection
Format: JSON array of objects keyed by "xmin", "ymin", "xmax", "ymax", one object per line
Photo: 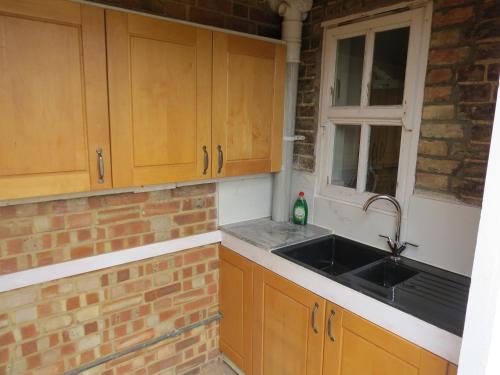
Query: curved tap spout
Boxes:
[{"xmin": 362, "ymin": 194, "xmax": 402, "ymax": 243}]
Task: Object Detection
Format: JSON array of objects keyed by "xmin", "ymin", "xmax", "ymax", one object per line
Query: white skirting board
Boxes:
[{"xmin": 0, "ymin": 231, "xmax": 222, "ymax": 293}]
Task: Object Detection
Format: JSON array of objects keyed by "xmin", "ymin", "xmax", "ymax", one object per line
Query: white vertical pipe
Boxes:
[
  {"xmin": 271, "ymin": 0, "xmax": 312, "ymax": 222},
  {"xmin": 272, "ymin": 64, "xmax": 299, "ymax": 221}
]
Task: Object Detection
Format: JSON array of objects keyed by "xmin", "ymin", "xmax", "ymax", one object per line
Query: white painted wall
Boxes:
[
  {"xmin": 291, "ymin": 169, "xmax": 480, "ymax": 276},
  {"xmin": 458, "ymin": 82, "xmax": 500, "ymax": 374},
  {"xmin": 218, "ymin": 174, "xmax": 273, "ymax": 225}
]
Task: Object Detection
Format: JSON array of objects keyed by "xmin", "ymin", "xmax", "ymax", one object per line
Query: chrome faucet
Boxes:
[{"xmin": 362, "ymin": 194, "xmax": 417, "ymax": 258}]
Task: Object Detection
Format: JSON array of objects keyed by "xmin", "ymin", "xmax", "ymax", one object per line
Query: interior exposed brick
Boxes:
[
  {"xmin": 0, "ymin": 184, "xmax": 217, "ymax": 275},
  {"xmin": 0, "ymin": 245, "xmax": 217, "ymax": 375}
]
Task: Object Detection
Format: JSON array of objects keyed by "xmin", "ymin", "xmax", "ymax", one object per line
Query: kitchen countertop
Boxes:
[
  {"xmin": 219, "ymin": 217, "xmax": 331, "ymax": 250},
  {"xmin": 219, "ymin": 218, "xmax": 464, "ymax": 364}
]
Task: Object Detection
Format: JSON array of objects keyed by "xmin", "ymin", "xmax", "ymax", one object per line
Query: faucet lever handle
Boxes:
[
  {"xmin": 379, "ymin": 234, "xmax": 396, "ymax": 248},
  {"xmin": 404, "ymin": 241, "xmax": 419, "ymax": 248}
]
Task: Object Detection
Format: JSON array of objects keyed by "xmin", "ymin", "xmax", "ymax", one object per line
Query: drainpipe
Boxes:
[{"xmin": 269, "ymin": 0, "xmax": 313, "ymax": 222}]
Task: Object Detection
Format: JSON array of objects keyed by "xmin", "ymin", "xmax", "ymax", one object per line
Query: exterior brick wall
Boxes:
[
  {"xmin": 0, "ymin": 184, "xmax": 217, "ymax": 275},
  {"xmin": 294, "ymin": 0, "xmax": 500, "ymax": 205},
  {"xmin": 417, "ymin": 0, "xmax": 499, "ymax": 205},
  {"xmin": 0, "ymin": 245, "xmax": 219, "ymax": 375},
  {"xmin": 90, "ymin": 0, "xmax": 281, "ymax": 39}
]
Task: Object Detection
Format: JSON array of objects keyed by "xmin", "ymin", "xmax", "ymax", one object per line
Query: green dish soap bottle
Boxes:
[{"xmin": 292, "ymin": 192, "xmax": 308, "ymax": 225}]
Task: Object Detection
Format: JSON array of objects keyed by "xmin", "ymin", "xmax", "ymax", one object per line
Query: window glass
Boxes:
[
  {"xmin": 331, "ymin": 125, "xmax": 361, "ymax": 188},
  {"xmin": 369, "ymin": 27, "xmax": 410, "ymax": 106},
  {"xmin": 333, "ymin": 36, "xmax": 365, "ymax": 106},
  {"xmin": 366, "ymin": 126, "xmax": 402, "ymax": 196}
]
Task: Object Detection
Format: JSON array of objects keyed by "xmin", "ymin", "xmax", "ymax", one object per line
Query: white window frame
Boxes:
[{"xmin": 317, "ymin": 4, "xmax": 432, "ymax": 213}]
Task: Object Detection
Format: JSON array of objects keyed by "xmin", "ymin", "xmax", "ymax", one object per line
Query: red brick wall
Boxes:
[
  {"xmin": 90, "ymin": 0, "xmax": 281, "ymax": 38},
  {"xmin": 416, "ymin": 0, "xmax": 499, "ymax": 205},
  {"xmin": 294, "ymin": 0, "xmax": 500, "ymax": 205},
  {"xmin": 0, "ymin": 184, "xmax": 217, "ymax": 275},
  {"xmin": 0, "ymin": 245, "xmax": 219, "ymax": 375}
]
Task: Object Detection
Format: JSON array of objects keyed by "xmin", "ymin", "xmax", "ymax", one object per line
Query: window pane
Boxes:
[
  {"xmin": 331, "ymin": 125, "xmax": 361, "ymax": 188},
  {"xmin": 366, "ymin": 126, "xmax": 402, "ymax": 196},
  {"xmin": 369, "ymin": 27, "xmax": 410, "ymax": 106},
  {"xmin": 333, "ymin": 36, "xmax": 365, "ymax": 106}
]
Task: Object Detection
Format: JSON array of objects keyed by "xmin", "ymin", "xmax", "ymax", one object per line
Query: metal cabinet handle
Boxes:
[
  {"xmin": 217, "ymin": 145, "xmax": 224, "ymax": 173},
  {"xmin": 327, "ymin": 309, "xmax": 336, "ymax": 342},
  {"xmin": 96, "ymin": 148, "xmax": 104, "ymax": 184},
  {"xmin": 311, "ymin": 303, "xmax": 319, "ymax": 334},
  {"xmin": 202, "ymin": 145, "xmax": 209, "ymax": 175}
]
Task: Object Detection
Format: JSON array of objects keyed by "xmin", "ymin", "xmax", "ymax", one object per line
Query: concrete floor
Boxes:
[{"xmin": 199, "ymin": 359, "xmax": 238, "ymax": 375}]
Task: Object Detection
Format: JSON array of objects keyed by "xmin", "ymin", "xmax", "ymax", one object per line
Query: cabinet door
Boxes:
[
  {"xmin": 106, "ymin": 11, "xmax": 212, "ymax": 187},
  {"xmin": 213, "ymin": 33, "xmax": 285, "ymax": 178},
  {"xmin": 323, "ymin": 302, "xmax": 448, "ymax": 375},
  {"xmin": 447, "ymin": 364, "xmax": 457, "ymax": 375},
  {"xmin": 0, "ymin": 1, "xmax": 111, "ymax": 200},
  {"xmin": 253, "ymin": 266, "xmax": 325, "ymax": 375},
  {"xmin": 220, "ymin": 246, "xmax": 253, "ymax": 374}
]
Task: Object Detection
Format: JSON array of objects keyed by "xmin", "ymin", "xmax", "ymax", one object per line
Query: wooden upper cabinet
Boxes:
[
  {"xmin": 323, "ymin": 301, "xmax": 449, "ymax": 375},
  {"xmin": 213, "ymin": 33, "xmax": 285, "ymax": 178},
  {"xmin": 220, "ymin": 246, "xmax": 253, "ymax": 374},
  {"xmin": 253, "ymin": 266, "xmax": 325, "ymax": 375},
  {"xmin": 0, "ymin": 1, "xmax": 111, "ymax": 200},
  {"xmin": 106, "ymin": 11, "xmax": 212, "ymax": 187}
]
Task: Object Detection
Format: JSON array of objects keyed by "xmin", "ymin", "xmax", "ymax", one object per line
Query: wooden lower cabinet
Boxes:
[
  {"xmin": 252, "ymin": 266, "xmax": 326, "ymax": 375},
  {"xmin": 447, "ymin": 364, "xmax": 458, "ymax": 375},
  {"xmin": 219, "ymin": 247, "xmax": 454, "ymax": 375},
  {"xmin": 220, "ymin": 246, "xmax": 254, "ymax": 374},
  {"xmin": 323, "ymin": 301, "xmax": 449, "ymax": 375}
]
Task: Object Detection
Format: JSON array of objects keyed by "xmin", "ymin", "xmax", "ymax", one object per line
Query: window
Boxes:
[{"xmin": 318, "ymin": 6, "xmax": 431, "ymax": 208}]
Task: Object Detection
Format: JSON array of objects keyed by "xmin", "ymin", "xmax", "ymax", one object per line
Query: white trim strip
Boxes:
[
  {"xmin": 0, "ymin": 231, "xmax": 222, "ymax": 293},
  {"xmin": 0, "ymin": 173, "xmax": 271, "ymax": 207}
]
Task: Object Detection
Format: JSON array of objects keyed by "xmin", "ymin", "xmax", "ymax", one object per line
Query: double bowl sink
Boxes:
[
  {"xmin": 273, "ymin": 234, "xmax": 418, "ymax": 296},
  {"xmin": 273, "ymin": 234, "xmax": 470, "ymax": 336}
]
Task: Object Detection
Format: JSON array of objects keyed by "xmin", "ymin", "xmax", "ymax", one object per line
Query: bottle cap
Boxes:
[{"xmin": 299, "ymin": 192, "xmax": 304, "ymax": 197}]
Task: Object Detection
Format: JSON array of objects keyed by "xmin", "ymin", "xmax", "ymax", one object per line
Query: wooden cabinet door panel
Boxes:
[
  {"xmin": 253, "ymin": 267, "xmax": 325, "ymax": 375},
  {"xmin": 324, "ymin": 302, "xmax": 448, "ymax": 375},
  {"xmin": 220, "ymin": 246, "xmax": 253, "ymax": 374},
  {"xmin": 106, "ymin": 11, "xmax": 212, "ymax": 187},
  {"xmin": 0, "ymin": 1, "xmax": 111, "ymax": 200},
  {"xmin": 213, "ymin": 33, "xmax": 285, "ymax": 178}
]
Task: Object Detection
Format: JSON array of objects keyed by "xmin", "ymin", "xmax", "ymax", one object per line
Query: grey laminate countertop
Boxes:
[{"xmin": 219, "ymin": 217, "xmax": 331, "ymax": 250}]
